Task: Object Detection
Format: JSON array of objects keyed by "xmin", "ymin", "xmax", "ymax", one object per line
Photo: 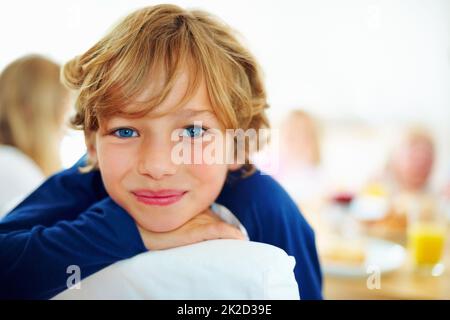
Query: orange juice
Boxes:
[{"xmin": 408, "ymin": 223, "xmax": 446, "ymax": 266}]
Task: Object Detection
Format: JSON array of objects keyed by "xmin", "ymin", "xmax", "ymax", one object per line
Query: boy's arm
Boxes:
[
  {"xmin": 0, "ymin": 157, "xmax": 142, "ymax": 299},
  {"xmin": 0, "ymin": 156, "xmax": 107, "ymax": 231},
  {"xmin": 0, "ymin": 197, "xmax": 146, "ymax": 299}
]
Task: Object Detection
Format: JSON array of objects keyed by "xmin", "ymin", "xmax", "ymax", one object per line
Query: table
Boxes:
[{"xmin": 323, "ymin": 242, "xmax": 450, "ymax": 299}]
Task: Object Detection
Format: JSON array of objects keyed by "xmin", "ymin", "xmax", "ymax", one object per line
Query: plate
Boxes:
[{"xmin": 322, "ymin": 238, "xmax": 406, "ymax": 278}]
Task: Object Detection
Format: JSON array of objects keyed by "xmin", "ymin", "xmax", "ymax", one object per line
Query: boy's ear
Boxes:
[{"xmin": 84, "ymin": 132, "xmax": 98, "ymax": 163}]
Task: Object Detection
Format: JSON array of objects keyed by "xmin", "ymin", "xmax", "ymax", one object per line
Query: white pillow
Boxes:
[{"xmin": 52, "ymin": 239, "xmax": 300, "ymax": 300}]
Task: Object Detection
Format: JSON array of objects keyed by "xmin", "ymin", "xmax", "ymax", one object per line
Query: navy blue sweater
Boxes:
[{"xmin": 0, "ymin": 158, "xmax": 322, "ymax": 299}]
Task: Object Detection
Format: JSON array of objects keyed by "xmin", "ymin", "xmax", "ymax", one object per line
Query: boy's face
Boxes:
[{"xmin": 88, "ymin": 72, "xmax": 239, "ymax": 232}]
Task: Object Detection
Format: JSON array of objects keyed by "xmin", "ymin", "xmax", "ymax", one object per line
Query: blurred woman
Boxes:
[{"xmin": 0, "ymin": 55, "xmax": 70, "ymax": 217}]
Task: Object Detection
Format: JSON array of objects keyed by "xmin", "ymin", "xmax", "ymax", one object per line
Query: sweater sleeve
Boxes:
[
  {"xmin": 0, "ymin": 157, "xmax": 107, "ymax": 232},
  {"xmin": 0, "ymin": 197, "xmax": 146, "ymax": 300}
]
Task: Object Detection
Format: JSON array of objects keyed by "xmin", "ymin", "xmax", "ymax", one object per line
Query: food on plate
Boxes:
[{"xmin": 319, "ymin": 237, "xmax": 367, "ymax": 266}]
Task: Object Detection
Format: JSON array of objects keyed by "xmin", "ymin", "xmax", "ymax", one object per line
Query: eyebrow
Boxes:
[{"xmin": 177, "ymin": 108, "xmax": 216, "ymax": 119}]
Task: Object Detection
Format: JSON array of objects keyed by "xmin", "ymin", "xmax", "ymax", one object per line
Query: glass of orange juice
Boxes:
[{"xmin": 407, "ymin": 197, "xmax": 447, "ymax": 276}]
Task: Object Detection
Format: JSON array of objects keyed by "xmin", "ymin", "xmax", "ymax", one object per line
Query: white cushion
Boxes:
[{"xmin": 52, "ymin": 239, "xmax": 299, "ymax": 300}]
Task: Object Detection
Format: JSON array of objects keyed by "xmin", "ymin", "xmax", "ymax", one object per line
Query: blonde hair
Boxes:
[
  {"xmin": 0, "ymin": 55, "xmax": 69, "ymax": 176},
  {"xmin": 62, "ymin": 4, "xmax": 270, "ymax": 174},
  {"xmin": 283, "ymin": 110, "xmax": 321, "ymax": 165}
]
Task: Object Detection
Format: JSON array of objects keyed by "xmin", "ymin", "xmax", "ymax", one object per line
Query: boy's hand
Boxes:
[{"xmin": 136, "ymin": 209, "xmax": 246, "ymax": 250}]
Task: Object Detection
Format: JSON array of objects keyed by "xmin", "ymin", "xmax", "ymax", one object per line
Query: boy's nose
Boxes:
[{"xmin": 137, "ymin": 137, "xmax": 177, "ymax": 180}]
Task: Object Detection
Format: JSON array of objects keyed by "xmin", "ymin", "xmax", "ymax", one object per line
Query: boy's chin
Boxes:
[{"xmin": 137, "ymin": 216, "xmax": 187, "ymax": 233}]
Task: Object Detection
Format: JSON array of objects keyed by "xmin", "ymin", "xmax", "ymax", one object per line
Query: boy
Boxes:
[{"xmin": 0, "ymin": 4, "xmax": 322, "ymax": 299}]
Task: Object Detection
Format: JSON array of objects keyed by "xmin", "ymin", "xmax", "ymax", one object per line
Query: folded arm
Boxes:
[{"xmin": 0, "ymin": 197, "xmax": 146, "ymax": 299}]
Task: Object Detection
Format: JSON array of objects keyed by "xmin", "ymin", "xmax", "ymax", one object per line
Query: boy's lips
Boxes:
[{"xmin": 131, "ymin": 189, "xmax": 187, "ymax": 206}]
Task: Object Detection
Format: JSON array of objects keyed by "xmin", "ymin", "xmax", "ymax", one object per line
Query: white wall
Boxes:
[{"xmin": 1, "ymin": 0, "xmax": 449, "ymax": 175}]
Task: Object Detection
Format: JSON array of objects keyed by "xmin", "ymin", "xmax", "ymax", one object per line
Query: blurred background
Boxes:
[{"xmin": 1, "ymin": 0, "xmax": 449, "ymax": 299}]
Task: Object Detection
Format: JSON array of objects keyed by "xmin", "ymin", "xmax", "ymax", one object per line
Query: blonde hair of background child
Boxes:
[
  {"xmin": 0, "ymin": 55, "xmax": 70, "ymax": 176},
  {"xmin": 282, "ymin": 110, "xmax": 321, "ymax": 166},
  {"xmin": 62, "ymin": 4, "xmax": 270, "ymax": 174}
]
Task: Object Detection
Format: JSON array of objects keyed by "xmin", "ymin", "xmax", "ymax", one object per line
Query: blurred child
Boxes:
[
  {"xmin": 0, "ymin": 55, "xmax": 70, "ymax": 216},
  {"xmin": 274, "ymin": 110, "xmax": 328, "ymax": 224}
]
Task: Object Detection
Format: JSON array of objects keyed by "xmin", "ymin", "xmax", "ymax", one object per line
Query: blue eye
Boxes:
[
  {"xmin": 181, "ymin": 125, "xmax": 206, "ymax": 138},
  {"xmin": 113, "ymin": 128, "xmax": 138, "ymax": 138}
]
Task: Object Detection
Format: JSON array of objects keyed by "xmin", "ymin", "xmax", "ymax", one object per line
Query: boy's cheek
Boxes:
[
  {"xmin": 188, "ymin": 163, "xmax": 228, "ymax": 191},
  {"xmin": 97, "ymin": 145, "xmax": 135, "ymax": 182}
]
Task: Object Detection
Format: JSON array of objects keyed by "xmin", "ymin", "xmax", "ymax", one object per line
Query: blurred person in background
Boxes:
[
  {"xmin": 272, "ymin": 110, "xmax": 363, "ymax": 266},
  {"xmin": 273, "ymin": 110, "xmax": 328, "ymax": 226},
  {"xmin": 388, "ymin": 126, "xmax": 435, "ymax": 194},
  {"xmin": 0, "ymin": 55, "xmax": 70, "ymax": 217},
  {"xmin": 355, "ymin": 126, "xmax": 437, "ymax": 241}
]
